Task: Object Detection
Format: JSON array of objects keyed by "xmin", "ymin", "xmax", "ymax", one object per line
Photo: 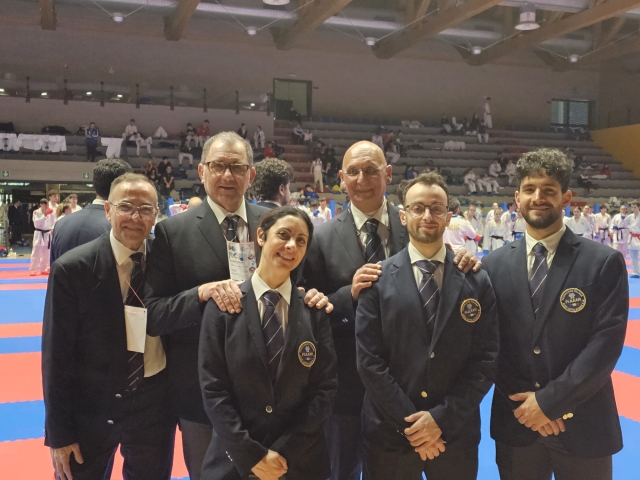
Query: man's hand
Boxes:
[
  {"xmin": 351, "ymin": 263, "xmax": 382, "ymax": 301},
  {"xmin": 452, "ymin": 248, "xmax": 481, "ymax": 273},
  {"xmin": 535, "ymin": 419, "xmax": 566, "ymax": 437},
  {"xmin": 415, "ymin": 438, "xmax": 446, "ymax": 461},
  {"xmin": 199, "ymin": 280, "xmax": 242, "ymax": 313},
  {"xmin": 251, "ymin": 450, "xmax": 288, "ymax": 480},
  {"xmin": 301, "ymin": 288, "xmax": 333, "ymax": 313},
  {"xmin": 510, "ymin": 391, "xmax": 554, "ymax": 432},
  {"xmin": 404, "ymin": 411, "xmax": 443, "ymax": 448},
  {"xmin": 51, "ymin": 443, "xmax": 83, "ymax": 480}
]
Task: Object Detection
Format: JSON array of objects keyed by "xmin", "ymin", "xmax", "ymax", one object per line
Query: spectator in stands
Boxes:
[
  {"xmin": 483, "ymin": 207, "xmax": 509, "ymax": 252},
  {"xmin": 483, "ymin": 96, "xmax": 492, "ymax": 128},
  {"xmin": 272, "ymin": 140, "xmax": 285, "ymax": 158},
  {"xmin": 463, "ymin": 168, "xmax": 478, "ymax": 194},
  {"xmin": 404, "ymin": 165, "xmax": 418, "ymax": 180},
  {"xmin": 50, "ymin": 159, "xmax": 133, "ymax": 263},
  {"xmin": 310, "ymin": 156, "xmax": 324, "ymax": 193},
  {"xmin": 591, "ymin": 164, "xmax": 611, "ymax": 180},
  {"xmin": 303, "ymin": 129, "xmax": 313, "ymax": 146},
  {"xmin": 384, "ymin": 133, "xmax": 400, "ymax": 165},
  {"xmin": 131, "ymin": 132, "xmax": 153, "ymax": 157},
  {"xmin": 477, "ymin": 172, "xmax": 501, "ymax": 194},
  {"xmin": 477, "ymin": 122, "xmax": 489, "ymax": 144},
  {"xmin": 324, "ymin": 159, "xmax": 339, "ymax": 189},
  {"xmin": 197, "ymin": 120, "xmax": 210, "ymax": 147},
  {"xmin": 29, "ymin": 199, "xmax": 55, "ymax": 275},
  {"xmin": 304, "ymin": 184, "xmax": 319, "ymax": 199},
  {"xmin": 323, "ymin": 143, "xmax": 337, "ymax": 164},
  {"xmin": 394, "ymin": 131, "xmax": 405, "ymax": 157},
  {"xmin": 578, "ymin": 173, "xmax": 597, "ymax": 194},
  {"xmin": 122, "ymin": 119, "xmax": 137, "ymax": 139},
  {"xmin": 55, "ymin": 203, "xmax": 72, "ymax": 224},
  {"xmin": 147, "ymin": 169, "xmax": 160, "ymax": 190},
  {"xmin": 293, "ymin": 123, "xmax": 305, "ymax": 144},
  {"xmin": 292, "ymin": 186, "xmax": 305, "ymax": 200},
  {"xmin": 395, "ymin": 179, "xmax": 409, "ymax": 207},
  {"xmin": 154, "ymin": 125, "xmax": 168, "ymax": 138},
  {"xmin": 504, "ymin": 159, "xmax": 516, "ymax": 185},
  {"xmin": 253, "ymin": 158, "xmax": 295, "ymax": 209},
  {"xmin": 85, "ymin": 122, "xmax": 100, "ymax": 162},
  {"xmin": 451, "ymin": 116, "xmax": 465, "ymax": 135},
  {"xmin": 371, "ymin": 131, "xmax": 384, "ymax": 150},
  {"xmin": 186, "ymin": 123, "xmax": 198, "ymax": 148},
  {"xmin": 469, "ymin": 113, "xmax": 480, "ymax": 134},
  {"xmin": 66, "ymin": 194, "xmax": 82, "ymax": 213},
  {"xmin": 441, "ymin": 114, "xmax": 452, "ymax": 134},
  {"xmin": 157, "ymin": 156, "xmax": 170, "ymax": 177},
  {"xmin": 178, "ymin": 139, "xmax": 194, "ymax": 169},
  {"xmin": 48, "ymin": 191, "xmax": 59, "ymax": 211},
  {"xmin": 145, "ymin": 158, "xmax": 157, "ymax": 178},
  {"xmin": 263, "ymin": 142, "xmax": 275, "ymax": 160},
  {"xmin": 237, "ymin": 123, "xmax": 248, "ymax": 139},
  {"xmin": 254, "ymin": 126, "xmax": 266, "ymax": 150},
  {"xmin": 489, "ymin": 159, "xmax": 502, "ymax": 178},
  {"xmin": 161, "ymin": 165, "xmax": 176, "ymax": 200},
  {"xmin": 423, "ymin": 159, "xmax": 438, "ymax": 174}
]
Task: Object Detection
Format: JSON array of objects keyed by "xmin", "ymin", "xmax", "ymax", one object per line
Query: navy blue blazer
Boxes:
[
  {"xmin": 256, "ymin": 201, "xmax": 279, "ymax": 210},
  {"xmin": 356, "ymin": 247, "xmax": 499, "ymax": 450},
  {"xmin": 199, "ymin": 279, "xmax": 337, "ymax": 479},
  {"xmin": 50, "ymin": 203, "xmax": 110, "ymax": 263},
  {"xmin": 483, "ymin": 228, "xmax": 627, "ymax": 457}
]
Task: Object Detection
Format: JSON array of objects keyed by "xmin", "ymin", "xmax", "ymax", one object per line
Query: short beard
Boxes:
[
  {"xmin": 409, "ymin": 225, "xmax": 444, "ymax": 245},
  {"xmin": 522, "ymin": 205, "xmax": 562, "ymax": 230}
]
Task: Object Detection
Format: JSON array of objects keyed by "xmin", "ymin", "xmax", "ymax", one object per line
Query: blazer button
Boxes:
[
  {"xmin": 421, "ymin": 391, "xmax": 428, "ymax": 398},
  {"xmin": 430, "ymin": 352, "xmax": 435, "ymax": 359},
  {"xmin": 567, "ymin": 413, "xmax": 573, "ymax": 419},
  {"xmin": 533, "ymin": 347, "xmax": 541, "ymax": 355},
  {"xmin": 266, "ymin": 406, "xmax": 273, "ymax": 413},
  {"xmin": 107, "ymin": 420, "xmax": 114, "ymax": 425},
  {"xmin": 562, "ymin": 415, "xmax": 568, "ymax": 420}
]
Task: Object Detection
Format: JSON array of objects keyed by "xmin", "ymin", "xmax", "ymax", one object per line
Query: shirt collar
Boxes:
[
  {"xmin": 262, "ymin": 200, "xmax": 282, "ymax": 208},
  {"xmin": 251, "ymin": 272, "xmax": 292, "ymax": 306},
  {"xmin": 92, "ymin": 198, "xmax": 106, "ymax": 205},
  {"xmin": 109, "ymin": 230, "xmax": 146, "ymax": 266},
  {"xmin": 408, "ymin": 241, "xmax": 447, "ymax": 265},
  {"xmin": 351, "ymin": 198, "xmax": 389, "ymax": 231},
  {"xmin": 207, "ymin": 196, "xmax": 248, "ymax": 226},
  {"xmin": 525, "ymin": 225, "xmax": 566, "ymax": 257}
]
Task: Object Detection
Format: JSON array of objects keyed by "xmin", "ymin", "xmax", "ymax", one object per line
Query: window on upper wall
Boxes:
[{"xmin": 551, "ymin": 99, "xmax": 595, "ymax": 127}]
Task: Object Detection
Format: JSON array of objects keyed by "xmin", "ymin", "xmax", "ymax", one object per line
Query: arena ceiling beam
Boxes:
[
  {"xmin": 469, "ymin": 0, "xmax": 640, "ymax": 66},
  {"xmin": 164, "ymin": 0, "xmax": 201, "ymax": 41},
  {"xmin": 39, "ymin": 0, "xmax": 56, "ymax": 30},
  {"xmin": 273, "ymin": 0, "xmax": 354, "ymax": 51},
  {"xmin": 373, "ymin": 0, "xmax": 503, "ymax": 59}
]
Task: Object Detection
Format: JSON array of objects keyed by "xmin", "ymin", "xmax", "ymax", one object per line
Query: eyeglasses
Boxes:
[
  {"xmin": 405, "ymin": 203, "xmax": 448, "ymax": 219},
  {"xmin": 108, "ymin": 201, "xmax": 158, "ymax": 219},
  {"xmin": 205, "ymin": 161, "xmax": 250, "ymax": 176},
  {"xmin": 344, "ymin": 165, "xmax": 386, "ymax": 178}
]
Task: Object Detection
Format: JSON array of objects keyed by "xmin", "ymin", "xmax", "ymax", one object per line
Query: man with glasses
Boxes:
[
  {"xmin": 144, "ymin": 131, "xmax": 330, "ymax": 480},
  {"xmin": 43, "ymin": 173, "xmax": 175, "ymax": 480},
  {"xmin": 302, "ymin": 141, "xmax": 479, "ymax": 480},
  {"xmin": 355, "ymin": 172, "xmax": 499, "ymax": 479}
]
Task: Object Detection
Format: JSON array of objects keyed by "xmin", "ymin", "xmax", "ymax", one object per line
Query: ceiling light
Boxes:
[
  {"xmin": 246, "ymin": 26, "xmax": 258, "ymax": 36},
  {"xmin": 250, "ymin": 103, "xmax": 256, "ymax": 107},
  {"xmin": 515, "ymin": 3, "xmax": 540, "ymax": 31},
  {"xmin": 569, "ymin": 54, "xmax": 580, "ymax": 63},
  {"xmin": 365, "ymin": 37, "xmax": 377, "ymax": 46},
  {"xmin": 41, "ymin": 92, "xmax": 48, "ymax": 96},
  {"xmin": 86, "ymin": 91, "xmax": 92, "ymax": 95},
  {"xmin": 263, "ymin": 0, "xmax": 290, "ymax": 5},
  {"xmin": 0, "ymin": 88, "xmax": 4, "ymax": 93},
  {"xmin": 471, "ymin": 46, "xmax": 483, "ymax": 55},
  {"xmin": 111, "ymin": 12, "xmax": 125, "ymax": 23},
  {"xmin": 117, "ymin": 94, "xmax": 123, "ymax": 98}
]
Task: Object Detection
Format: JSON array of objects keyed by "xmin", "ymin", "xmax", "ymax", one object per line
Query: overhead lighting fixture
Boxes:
[
  {"xmin": 111, "ymin": 12, "xmax": 125, "ymax": 23},
  {"xmin": 364, "ymin": 37, "xmax": 377, "ymax": 46},
  {"xmin": 86, "ymin": 91, "xmax": 92, "ymax": 95},
  {"xmin": 246, "ymin": 26, "xmax": 258, "ymax": 36},
  {"xmin": 569, "ymin": 54, "xmax": 580, "ymax": 63},
  {"xmin": 0, "ymin": 88, "xmax": 4, "ymax": 93},
  {"xmin": 41, "ymin": 92, "xmax": 48, "ymax": 96},
  {"xmin": 515, "ymin": 3, "xmax": 540, "ymax": 31},
  {"xmin": 250, "ymin": 103, "xmax": 256, "ymax": 107},
  {"xmin": 471, "ymin": 46, "xmax": 483, "ymax": 55},
  {"xmin": 117, "ymin": 94, "xmax": 123, "ymax": 98},
  {"xmin": 263, "ymin": 0, "xmax": 289, "ymax": 5}
]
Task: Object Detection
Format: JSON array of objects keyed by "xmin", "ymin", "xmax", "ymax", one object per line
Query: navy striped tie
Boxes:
[
  {"xmin": 262, "ymin": 291, "xmax": 284, "ymax": 383},
  {"xmin": 224, "ymin": 215, "xmax": 240, "ymax": 243},
  {"xmin": 364, "ymin": 219, "xmax": 385, "ymax": 263},
  {"xmin": 415, "ymin": 260, "xmax": 441, "ymax": 334},
  {"xmin": 126, "ymin": 252, "xmax": 145, "ymax": 391},
  {"xmin": 530, "ymin": 243, "xmax": 548, "ymax": 317}
]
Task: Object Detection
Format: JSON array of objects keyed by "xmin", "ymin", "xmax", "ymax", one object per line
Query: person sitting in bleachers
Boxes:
[
  {"xmin": 441, "ymin": 114, "xmax": 452, "ymax": 134},
  {"xmin": 591, "ymin": 164, "xmax": 611, "ymax": 180},
  {"xmin": 477, "ymin": 172, "xmax": 501, "ymax": 194},
  {"xmin": 237, "ymin": 123, "xmax": 248, "ymax": 140},
  {"xmin": 477, "ymin": 122, "xmax": 489, "ymax": 144},
  {"xmin": 504, "ymin": 159, "xmax": 516, "ymax": 185},
  {"xmin": 254, "ymin": 126, "xmax": 266, "ymax": 149},
  {"xmin": 451, "ymin": 116, "xmax": 465, "ymax": 135},
  {"xmin": 157, "ymin": 156, "xmax": 170, "ymax": 177},
  {"xmin": 489, "ymin": 159, "xmax": 502, "ymax": 177},
  {"xmin": 293, "ymin": 123, "xmax": 305, "ymax": 144},
  {"xmin": 178, "ymin": 139, "xmax": 194, "ymax": 168},
  {"xmin": 371, "ymin": 131, "xmax": 384, "ymax": 150},
  {"xmin": 160, "ymin": 165, "xmax": 177, "ymax": 201},
  {"xmin": 130, "ymin": 132, "xmax": 153, "ymax": 157},
  {"xmin": 463, "ymin": 168, "xmax": 478, "ymax": 194},
  {"xmin": 304, "ymin": 184, "xmax": 319, "ymax": 199},
  {"xmin": 324, "ymin": 159, "xmax": 339, "ymax": 190},
  {"xmin": 468, "ymin": 113, "xmax": 480, "ymax": 135},
  {"xmin": 263, "ymin": 142, "xmax": 275, "ymax": 160},
  {"xmin": 185, "ymin": 123, "xmax": 198, "ymax": 148},
  {"xmin": 483, "ymin": 207, "xmax": 509, "ymax": 252},
  {"xmin": 145, "ymin": 158, "xmax": 157, "ymax": 178},
  {"xmin": 197, "ymin": 120, "xmax": 210, "ymax": 147},
  {"xmin": 304, "ymin": 129, "xmax": 314, "ymax": 146},
  {"xmin": 384, "ymin": 133, "xmax": 400, "ymax": 165},
  {"xmin": 404, "ymin": 165, "xmax": 418, "ymax": 180},
  {"xmin": 122, "ymin": 118, "xmax": 137, "ymax": 139}
]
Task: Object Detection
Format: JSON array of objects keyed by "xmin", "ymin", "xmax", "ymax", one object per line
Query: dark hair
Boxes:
[
  {"xmin": 403, "ymin": 172, "xmax": 450, "ymax": 204},
  {"xmin": 108, "ymin": 173, "xmax": 158, "ymax": 201},
  {"xmin": 258, "ymin": 206, "xmax": 314, "ymax": 248},
  {"xmin": 66, "ymin": 193, "xmax": 77, "ymax": 200},
  {"xmin": 130, "ymin": 119, "xmax": 135, "ymax": 122},
  {"xmin": 469, "ymin": 201, "xmax": 478, "ymax": 207},
  {"xmin": 573, "ymin": 206, "xmax": 582, "ymax": 211},
  {"xmin": 253, "ymin": 158, "xmax": 295, "ymax": 202},
  {"xmin": 39, "ymin": 198, "xmax": 48, "ymax": 205},
  {"xmin": 48, "ymin": 190, "xmax": 58, "ymax": 197},
  {"xmin": 516, "ymin": 148, "xmax": 572, "ymax": 193},
  {"xmin": 507, "ymin": 201, "xmax": 515, "ymax": 208},
  {"xmin": 448, "ymin": 197, "xmax": 460, "ymax": 213},
  {"xmin": 396, "ymin": 179, "xmax": 410, "ymax": 205},
  {"xmin": 204, "ymin": 119, "xmax": 209, "ymax": 123},
  {"xmin": 93, "ymin": 158, "xmax": 133, "ymax": 198},
  {"xmin": 162, "ymin": 156, "xmax": 168, "ymax": 161},
  {"xmin": 631, "ymin": 200, "xmax": 640, "ymax": 207}
]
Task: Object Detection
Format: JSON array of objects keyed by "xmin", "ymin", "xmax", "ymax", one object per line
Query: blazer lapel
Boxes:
[
  {"xmin": 335, "ymin": 210, "xmax": 365, "ymax": 266},
  {"xmin": 533, "ymin": 230, "xmax": 580, "ymax": 342},
  {"xmin": 276, "ymin": 287, "xmax": 302, "ymax": 384},
  {"xmin": 388, "ymin": 204, "xmax": 407, "ymax": 256},
  {"xmin": 195, "ymin": 202, "xmax": 229, "ymax": 267},
  {"xmin": 240, "ymin": 280, "xmax": 270, "ymax": 374},
  {"xmin": 508, "ymin": 239, "xmax": 537, "ymax": 335},
  {"xmin": 431, "ymin": 250, "xmax": 464, "ymax": 349},
  {"xmin": 246, "ymin": 203, "xmax": 264, "ymax": 264}
]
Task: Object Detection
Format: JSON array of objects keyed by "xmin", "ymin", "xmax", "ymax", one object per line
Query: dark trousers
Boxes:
[
  {"xmin": 325, "ymin": 413, "xmax": 363, "ymax": 480},
  {"xmin": 496, "ymin": 437, "xmax": 612, "ymax": 480},
  {"xmin": 362, "ymin": 441, "xmax": 478, "ymax": 480},
  {"xmin": 179, "ymin": 418, "xmax": 214, "ymax": 480},
  {"xmin": 68, "ymin": 372, "xmax": 176, "ymax": 480},
  {"xmin": 86, "ymin": 141, "xmax": 98, "ymax": 162}
]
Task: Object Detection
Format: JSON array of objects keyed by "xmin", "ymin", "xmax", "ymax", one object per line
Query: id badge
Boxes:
[
  {"xmin": 227, "ymin": 241, "xmax": 257, "ymax": 283},
  {"xmin": 124, "ymin": 305, "xmax": 147, "ymax": 353}
]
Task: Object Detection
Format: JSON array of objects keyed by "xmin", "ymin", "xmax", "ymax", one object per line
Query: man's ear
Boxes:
[{"xmin": 400, "ymin": 209, "xmax": 407, "ymax": 226}]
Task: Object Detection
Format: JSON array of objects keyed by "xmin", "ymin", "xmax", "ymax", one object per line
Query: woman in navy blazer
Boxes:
[{"xmin": 199, "ymin": 207, "xmax": 338, "ymax": 480}]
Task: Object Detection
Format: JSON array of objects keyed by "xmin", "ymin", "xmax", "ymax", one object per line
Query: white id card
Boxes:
[
  {"xmin": 124, "ymin": 305, "xmax": 147, "ymax": 353},
  {"xmin": 227, "ymin": 241, "xmax": 257, "ymax": 283}
]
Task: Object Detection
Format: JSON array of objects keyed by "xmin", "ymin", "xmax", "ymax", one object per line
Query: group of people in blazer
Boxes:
[{"xmin": 42, "ymin": 131, "xmax": 627, "ymax": 480}]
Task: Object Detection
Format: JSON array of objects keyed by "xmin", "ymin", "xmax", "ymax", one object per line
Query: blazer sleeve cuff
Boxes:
[
  {"xmin": 328, "ymin": 285, "xmax": 356, "ymax": 330},
  {"xmin": 535, "ymin": 389, "xmax": 571, "ymax": 422},
  {"xmin": 428, "ymin": 405, "xmax": 456, "ymax": 442},
  {"xmin": 44, "ymin": 426, "xmax": 78, "ymax": 450},
  {"xmin": 229, "ymin": 443, "xmax": 269, "ymax": 478}
]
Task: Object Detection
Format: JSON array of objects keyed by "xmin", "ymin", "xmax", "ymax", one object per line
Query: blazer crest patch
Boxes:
[
  {"xmin": 460, "ymin": 299, "xmax": 481, "ymax": 323},
  {"xmin": 298, "ymin": 341, "xmax": 317, "ymax": 368},
  {"xmin": 560, "ymin": 288, "xmax": 586, "ymax": 313}
]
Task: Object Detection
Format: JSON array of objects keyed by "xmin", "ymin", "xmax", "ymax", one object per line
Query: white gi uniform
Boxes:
[
  {"xmin": 627, "ymin": 213, "xmax": 640, "ymax": 276},
  {"xmin": 501, "ymin": 211, "xmax": 516, "ymax": 234},
  {"xmin": 477, "ymin": 175, "xmax": 500, "ymax": 193},
  {"xmin": 311, "ymin": 159, "xmax": 324, "ymax": 192},
  {"xmin": 583, "ymin": 213, "xmax": 596, "ymax": 240},
  {"xmin": 444, "ymin": 215, "xmax": 478, "ymax": 253},
  {"xmin": 565, "ymin": 216, "xmax": 592, "ymax": 238},
  {"xmin": 504, "ymin": 163, "xmax": 516, "ymax": 185},
  {"xmin": 484, "ymin": 101, "xmax": 492, "ymax": 128},
  {"xmin": 611, "ymin": 213, "xmax": 630, "ymax": 257},
  {"xmin": 483, "ymin": 220, "xmax": 509, "ymax": 252},
  {"xmin": 464, "ymin": 173, "xmax": 478, "ymax": 194},
  {"xmin": 254, "ymin": 129, "xmax": 265, "ymax": 149},
  {"xmin": 464, "ymin": 209, "xmax": 484, "ymax": 234},
  {"xmin": 512, "ymin": 217, "xmax": 527, "ymax": 241},
  {"xmin": 486, "ymin": 208, "xmax": 498, "ymax": 224},
  {"xmin": 594, "ymin": 212, "xmax": 612, "ymax": 246},
  {"xmin": 489, "ymin": 162, "xmax": 502, "ymax": 177},
  {"xmin": 30, "ymin": 208, "xmax": 56, "ymax": 273}
]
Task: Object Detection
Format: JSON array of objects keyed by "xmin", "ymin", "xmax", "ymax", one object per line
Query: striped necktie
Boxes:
[
  {"xmin": 364, "ymin": 218, "xmax": 385, "ymax": 263},
  {"xmin": 126, "ymin": 252, "xmax": 145, "ymax": 391},
  {"xmin": 415, "ymin": 260, "xmax": 441, "ymax": 334},
  {"xmin": 262, "ymin": 291, "xmax": 284, "ymax": 383},
  {"xmin": 224, "ymin": 215, "xmax": 240, "ymax": 243},
  {"xmin": 530, "ymin": 243, "xmax": 548, "ymax": 317}
]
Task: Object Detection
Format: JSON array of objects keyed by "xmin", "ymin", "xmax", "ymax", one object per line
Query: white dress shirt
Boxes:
[
  {"xmin": 408, "ymin": 242, "xmax": 446, "ymax": 290},
  {"xmin": 252, "ymin": 272, "xmax": 292, "ymax": 333},
  {"xmin": 109, "ymin": 231, "xmax": 166, "ymax": 377},
  {"xmin": 525, "ymin": 225, "xmax": 566, "ymax": 280},
  {"xmin": 351, "ymin": 198, "xmax": 391, "ymax": 259},
  {"xmin": 207, "ymin": 196, "xmax": 249, "ymax": 243}
]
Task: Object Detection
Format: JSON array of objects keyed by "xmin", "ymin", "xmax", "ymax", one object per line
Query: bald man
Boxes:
[{"xmin": 302, "ymin": 141, "xmax": 479, "ymax": 480}]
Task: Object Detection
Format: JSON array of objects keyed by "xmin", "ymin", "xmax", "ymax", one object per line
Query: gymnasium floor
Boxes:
[{"xmin": 0, "ymin": 257, "xmax": 638, "ymax": 480}]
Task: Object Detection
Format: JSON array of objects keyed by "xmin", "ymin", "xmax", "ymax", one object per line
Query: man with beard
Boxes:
[
  {"xmin": 355, "ymin": 172, "xmax": 498, "ymax": 479},
  {"xmin": 483, "ymin": 149, "xmax": 628, "ymax": 480}
]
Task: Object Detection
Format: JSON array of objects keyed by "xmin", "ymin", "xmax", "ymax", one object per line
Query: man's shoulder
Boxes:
[
  {"xmin": 156, "ymin": 206, "xmax": 202, "ymax": 234},
  {"xmin": 54, "ymin": 234, "xmax": 106, "ymax": 271}
]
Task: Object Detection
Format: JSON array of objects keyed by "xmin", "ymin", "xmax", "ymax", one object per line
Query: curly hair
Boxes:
[
  {"xmin": 253, "ymin": 158, "xmax": 295, "ymax": 202},
  {"xmin": 516, "ymin": 148, "xmax": 572, "ymax": 192}
]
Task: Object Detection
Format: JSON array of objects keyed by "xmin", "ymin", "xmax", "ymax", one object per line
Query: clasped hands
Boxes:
[
  {"xmin": 509, "ymin": 391, "xmax": 566, "ymax": 437},
  {"xmin": 404, "ymin": 411, "xmax": 446, "ymax": 461},
  {"xmin": 252, "ymin": 450, "xmax": 288, "ymax": 480}
]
